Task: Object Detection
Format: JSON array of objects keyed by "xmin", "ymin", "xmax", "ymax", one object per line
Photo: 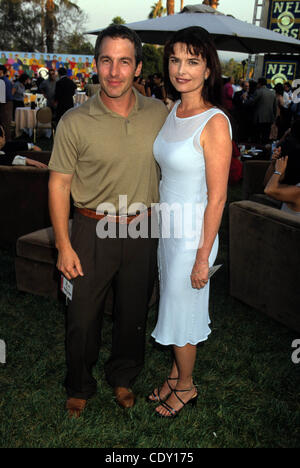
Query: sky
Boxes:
[{"xmin": 76, "ymin": 0, "xmax": 257, "ymax": 60}]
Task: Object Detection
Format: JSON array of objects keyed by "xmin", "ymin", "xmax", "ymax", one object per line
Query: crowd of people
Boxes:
[
  {"xmin": 0, "ymin": 64, "xmax": 80, "ymax": 139},
  {"xmin": 1, "ymin": 49, "xmax": 299, "ymax": 195}
]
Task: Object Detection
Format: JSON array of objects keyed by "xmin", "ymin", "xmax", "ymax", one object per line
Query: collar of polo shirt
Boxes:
[{"xmin": 88, "ymin": 86, "xmax": 144, "ymax": 117}]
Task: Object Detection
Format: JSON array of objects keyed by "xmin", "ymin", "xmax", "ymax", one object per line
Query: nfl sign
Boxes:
[
  {"xmin": 263, "ymin": 56, "xmax": 299, "ymax": 86},
  {"xmin": 267, "ymin": 0, "xmax": 300, "ymax": 39},
  {"xmin": 256, "ymin": 1, "xmax": 300, "ymax": 85}
]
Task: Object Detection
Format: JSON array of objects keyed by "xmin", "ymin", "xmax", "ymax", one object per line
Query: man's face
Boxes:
[
  {"xmin": 96, "ymin": 37, "xmax": 142, "ymax": 100},
  {"xmin": 49, "ymin": 70, "xmax": 56, "ymax": 80},
  {"xmin": 243, "ymin": 82, "xmax": 249, "ymax": 92}
]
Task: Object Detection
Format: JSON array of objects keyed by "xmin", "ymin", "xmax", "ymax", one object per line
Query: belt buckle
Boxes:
[{"xmin": 119, "ymin": 215, "xmax": 128, "ymax": 225}]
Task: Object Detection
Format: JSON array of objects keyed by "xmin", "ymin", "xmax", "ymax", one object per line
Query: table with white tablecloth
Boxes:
[
  {"xmin": 74, "ymin": 92, "xmax": 88, "ymax": 107},
  {"xmin": 15, "ymin": 107, "xmax": 51, "ymax": 138}
]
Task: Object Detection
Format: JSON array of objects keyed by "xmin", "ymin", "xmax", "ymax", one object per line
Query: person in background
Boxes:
[
  {"xmin": 39, "ymin": 69, "xmax": 57, "ymax": 112},
  {"xmin": 53, "ymin": 67, "xmax": 77, "ymax": 125},
  {"xmin": 0, "ymin": 73, "xmax": 6, "ymax": 114},
  {"xmin": 264, "ymin": 153, "xmax": 300, "ymax": 217},
  {"xmin": 85, "ymin": 74, "xmax": 101, "ymax": 97},
  {"xmin": 246, "ymin": 77, "xmax": 277, "ymax": 144},
  {"xmin": 151, "ymin": 73, "xmax": 167, "ymax": 103},
  {"xmin": 274, "ymin": 83, "xmax": 291, "ymax": 140},
  {"xmin": 133, "ymin": 76, "xmax": 146, "ymax": 96},
  {"xmin": 222, "ymin": 76, "xmax": 234, "ymax": 113},
  {"xmin": 233, "ymin": 80, "xmax": 250, "ymax": 141},
  {"xmin": 12, "ymin": 73, "xmax": 30, "ymax": 119},
  {"xmin": 0, "ymin": 65, "xmax": 13, "ymax": 140},
  {"xmin": 0, "ymin": 124, "xmax": 46, "ymax": 168}
]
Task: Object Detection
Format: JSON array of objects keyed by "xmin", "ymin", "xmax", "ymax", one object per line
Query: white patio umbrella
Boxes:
[{"xmin": 86, "ymin": 4, "xmax": 300, "ymax": 55}]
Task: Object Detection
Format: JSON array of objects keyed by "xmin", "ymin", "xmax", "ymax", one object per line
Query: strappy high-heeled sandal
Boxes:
[
  {"xmin": 148, "ymin": 377, "xmax": 178, "ymax": 403},
  {"xmin": 155, "ymin": 386, "xmax": 198, "ymax": 418}
]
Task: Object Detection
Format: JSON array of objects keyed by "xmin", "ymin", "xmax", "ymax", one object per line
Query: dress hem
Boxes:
[{"xmin": 151, "ymin": 330, "xmax": 211, "ymax": 348}]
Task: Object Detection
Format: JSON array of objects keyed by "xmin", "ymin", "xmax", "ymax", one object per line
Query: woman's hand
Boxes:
[
  {"xmin": 271, "ymin": 146, "xmax": 282, "ymax": 161},
  {"xmin": 190, "ymin": 260, "xmax": 209, "ymax": 290},
  {"xmin": 275, "ymin": 156, "xmax": 288, "ymax": 175}
]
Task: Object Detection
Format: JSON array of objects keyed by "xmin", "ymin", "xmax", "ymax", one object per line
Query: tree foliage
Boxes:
[
  {"xmin": 56, "ymin": 32, "xmax": 94, "ymax": 55},
  {"xmin": 0, "ymin": 0, "xmax": 91, "ymax": 53},
  {"xmin": 142, "ymin": 44, "xmax": 164, "ymax": 78},
  {"xmin": 221, "ymin": 58, "xmax": 244, "ymax": 81},
  {"xmin": 111, "ymin": 16, "xmax": 126, "ymax": 25},
  {"xmin": 148, "ymin": 1, "xmax": 166, "ymax": 19},
  {"xmin": 0, "ymin": 0, "xmax": 41, "ymax": 51}
]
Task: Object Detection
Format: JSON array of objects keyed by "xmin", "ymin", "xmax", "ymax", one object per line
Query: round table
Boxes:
[{"xmin": 15, "ymin": 107, "xmax": 51, "ymax": 139}]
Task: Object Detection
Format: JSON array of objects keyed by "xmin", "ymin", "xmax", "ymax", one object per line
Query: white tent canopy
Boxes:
[{"xmin": 86, "ymin": 4, "xmax": 300, "ymax": 55}]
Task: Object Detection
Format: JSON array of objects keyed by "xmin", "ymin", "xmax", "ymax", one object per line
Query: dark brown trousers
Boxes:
[{"xmin": 65, "ymin": 210, "xmax": 158, "ymax": 399}]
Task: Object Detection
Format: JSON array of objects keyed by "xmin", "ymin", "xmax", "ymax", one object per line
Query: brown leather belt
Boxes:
[{"xmin": 76, "ymin": 207, "xmax": 152, "ymax": 224}]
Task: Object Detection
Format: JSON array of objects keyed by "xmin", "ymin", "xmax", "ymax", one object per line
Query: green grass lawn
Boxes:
[{"xmin": 0, "ymin": 181, "xmax": 300, "ymax": 448}]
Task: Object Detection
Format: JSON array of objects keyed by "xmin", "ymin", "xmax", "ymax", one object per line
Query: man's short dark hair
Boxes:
[
  {"xmin": 94, "ymin": 24, "xmax": 143, "ymax": 68},
  {"xmin": 58, "ymin": 67, "xmax": 67, "ymax": 77},
  {"xmin": 0, "ymin": 65, "xmax": 7, "ymax": 74},
  {"xmin": 258, "ymin": 77, "xmax": 267, "ymax": 86}
]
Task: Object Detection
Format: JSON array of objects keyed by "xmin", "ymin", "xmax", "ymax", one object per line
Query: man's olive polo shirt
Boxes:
[{"xmin": 49, "ymin": 88, "xmax": 168, "ymax": 214}]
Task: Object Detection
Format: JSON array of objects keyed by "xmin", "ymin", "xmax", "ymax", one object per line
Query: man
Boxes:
[
  {"xmin": 0, "ymin": 65, "xmax": 13, "ymax": 141},
  {"xmin": 48, "ymin": 25, "xmax": 168, "ymax": 418},
  {"xmin": 247, "ymin": 77, "xmax": 277, "ymax": 144},
  {"xmin": 39, "ymin": 69, "xmax": 57, "ymax": 112},
  {"xmin": 53, "ymin": 67, "xmax": 77, "ymax": 125},
  {"xmin": 233, "ymin": 80, "xmax": 250, "ymax": 141},
  {"xmin": 0, "ymin": 73, "xmax": 6, "ymax": 105}
]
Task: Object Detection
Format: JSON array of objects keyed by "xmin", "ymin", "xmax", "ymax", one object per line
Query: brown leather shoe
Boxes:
[
  {"xmin": 114, "ymin": 387, "xmax": 136, "ymax": 409},
  {"xmin": 66, "ymin": 398, "xmax": 86, "ymax": 418}
]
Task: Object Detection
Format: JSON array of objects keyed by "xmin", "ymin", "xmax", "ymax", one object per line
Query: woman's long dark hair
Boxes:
[{"xmin": 163, "ymin": 26, "xmax": 223, "ymax": 108}]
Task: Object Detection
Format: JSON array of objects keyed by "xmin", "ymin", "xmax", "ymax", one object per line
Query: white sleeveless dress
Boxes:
[{"xmin": 151, "ymin": 101, "xmax": 231, "ymax": 347}]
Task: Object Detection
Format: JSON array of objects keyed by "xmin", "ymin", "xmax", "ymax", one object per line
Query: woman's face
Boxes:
[{"xmin": 168, "ymin": 42, "xmax": 210, "ymax": 97}]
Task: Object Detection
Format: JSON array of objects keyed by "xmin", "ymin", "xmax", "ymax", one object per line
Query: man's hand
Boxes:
[{"xmin": 57, "ymin": 246, "xmax": 84, "ymax": 280}]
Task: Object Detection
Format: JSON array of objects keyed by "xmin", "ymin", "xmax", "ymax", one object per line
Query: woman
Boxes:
[
  {"xmin": 264, "ymin": 155, "xmax": 300, "ymax": 216},
  {"xmin": 149, "ymin": 27, "xmax": 232, "ymax": 417},
  {"xmin": 12, "ymin": 73, "xmax": 30, "ymax": 119},
  {"xmin": 264, "ymin": 122, "xmax": 300, "ymax": 217}
]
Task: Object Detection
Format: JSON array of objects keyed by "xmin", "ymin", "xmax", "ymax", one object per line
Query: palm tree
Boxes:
[
  {"xmin": 167, "ymin": 0, "xmax": 175, "ymax": 15},
  {"xmin": 203, "ymin": 0, "xmax": 219, "ymax": 9},
  {"xmin": 148, "ymin": 1, "xmax": 166, "ymax": 19},
  {"xmin": 23, "ymin": 0, "xmax": 79, "ymax": 52}
]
